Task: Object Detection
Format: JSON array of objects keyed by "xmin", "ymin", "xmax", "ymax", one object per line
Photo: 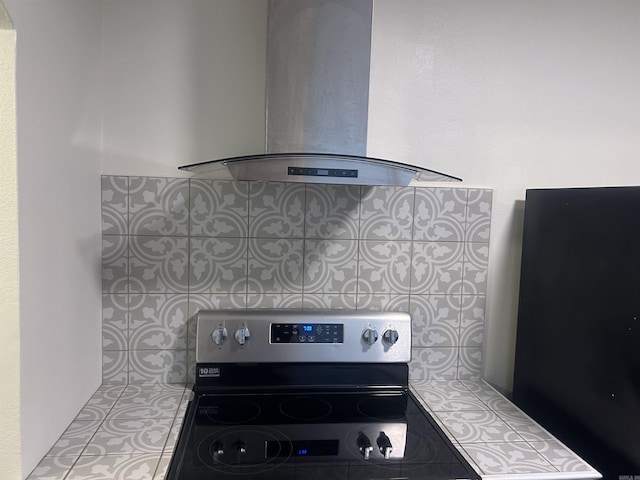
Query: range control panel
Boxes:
[
  {"xmin": 271, "ymin": 323, "xmax": 344, "ymax": 344},
  {"xmin": 196, "ymin": 309, "xmax": 411, "ymax": 364}
]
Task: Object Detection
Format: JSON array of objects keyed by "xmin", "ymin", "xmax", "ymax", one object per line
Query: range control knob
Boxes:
[
  {"xmin": 362, "ymin": 327, "xmax": 379, "ymax": 345},
  {"xmin": 234, "ymin": 440, "xmax": 246, "ymax": 454},
  {"xmin": 234, "ymin": 327, "xmax": 250, "ymax": 345},
  {"xmin": 212, "ymin": 441, "xmax": 224, "ymax": 456},
  {"xmin": 382, "ymin": 328, "xmax": 399, "ymax": 345},
  {"xmin": 357, "ymin": 432, "xmax": 373, "ymax": 460},
  {"xmin": 377, "ymin": 431, "xmax": 393, "ymax": 459},
  {"xmin": 211, "ymin": 327, "xmax": 228, "ymax": 346}
]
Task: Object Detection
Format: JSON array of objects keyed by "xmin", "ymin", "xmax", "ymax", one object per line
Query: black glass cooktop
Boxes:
[{"xmin": 167, "ymin": 389, "xmax": 478, "ymax": 480}]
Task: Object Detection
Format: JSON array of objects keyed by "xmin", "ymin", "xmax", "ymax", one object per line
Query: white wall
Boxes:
[
  {"xmin": 0, "ymin": 4, "xmax": 21, "ymax": 479},
  {"xmin": 7, "ymin": 11, "xmax": 637, "ymax": 475},
  {"xmin": 3, "ymin": 0, "xmax": 103, "ymax": 476},
  {"xmin": 1, "ymin": 1, "xmax": 267, "ymax": 475},
  {"xmin": 99, "ymin": 0, "xmax": 640, "ymax": 393},
  {"xmin": 368, "ymin": 0, "xmax": 640, "ymax": 392},
  {"xmin": 101, "ymin": 0, "xmax": 268, "ymax": 177}
]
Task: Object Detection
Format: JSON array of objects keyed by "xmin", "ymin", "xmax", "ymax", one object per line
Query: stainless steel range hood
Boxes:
[{"xmin": 178, "ymin": 0, "xmax": 461, "ymax": 186}]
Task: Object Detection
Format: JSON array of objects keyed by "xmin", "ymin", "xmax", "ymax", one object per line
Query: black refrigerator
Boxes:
[{"xmin": 513, "ymin": 186, "xmax": 640, "ymax": 480}]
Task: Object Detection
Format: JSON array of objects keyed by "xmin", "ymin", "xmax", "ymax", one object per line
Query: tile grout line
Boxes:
[
  {"xmin": 51, "ymin": 384, "xmax": 129, "ymax": 480},
  {"xmin": 455, "ymin": 379, "xmax": 570, "ymax": 474},
  {"xmin": 415, "ymin": 381, "xmax": 562, "ymax": 477},
  {"xmin": 151, "ymin": 385, "xmax": 191, "ymax": 480}
]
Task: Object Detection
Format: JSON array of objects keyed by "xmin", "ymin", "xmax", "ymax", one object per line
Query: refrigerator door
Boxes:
[{"xmin": 513, "ymin": 186, "xmax": 640, "ymax": 480}]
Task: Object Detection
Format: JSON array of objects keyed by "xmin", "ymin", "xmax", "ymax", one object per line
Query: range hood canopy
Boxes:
[
  {"xmin": 179, "ymin": 153, "xmax": 461, "ymax": 185},
  {"xmin": 178, "ymin": 0, "xmax": 462, "ymax": 186}
]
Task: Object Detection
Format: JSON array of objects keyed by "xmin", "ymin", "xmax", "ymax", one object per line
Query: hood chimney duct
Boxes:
[{"xmin": 179, "ymin": 0, "xmax": 462, "ymax": 185}]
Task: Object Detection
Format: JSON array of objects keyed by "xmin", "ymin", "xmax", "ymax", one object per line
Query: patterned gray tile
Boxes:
[
  {"xmin": 176, "ymin": 390, "xmax": 191, "ymax": 418},
  {"xmin": 485, "ymin": 395, "xmax": 522, "ymax": 412},
  {"xmin": 436, "ymin": 410, "xmax": 521, "ymax": 443},
  {"xmin": 102, "ymin": 176, "xmax": 128, "ymax": 235},
  {"xmin": 356, "ymin": 294, "xmax": 409, "ymax": 312},
  {"xmin": 496, "ymin": 408, "xmax": 554, "ymax": 442},
  {"xmin": 410, "ymin": 379, "xmax": 469, "ymax": 395},
  {"xmin": 102, "ymin": 235, "xmax": 127, "ymax": 293},
  {"xmin": 306, "ymin": 184, "xmax": 360, "ymax": 238},
  {"xmin": 460, "ymin": 379, "xmax": 505, "ymax": 404},
  {"xmin": 410, "ymin": 347, "xmax": 458, "ymax": 381},
  {"xmin": 460, "ymin": 442, "xmax": 557, "ymax": 475},
  {"xmin": 301, "ymin": 294, "xmax": 356, "ymax": 310},
  {"xmin": 83, "ymin": 418, "xmax": 173, "ymax": 455},
  {"xmin": 100, "ymin": 176, "xmax": 493, "ymax": 386},
  {"xmin": 410, "ymin": 242, "xmax": 464, "ymax": 294},
  {"xmin": 103, "ymin": 293, "xmax": 128, "ymax": 351},
  {"xmin": 414, "ymin": 188, "xmax": 467, "ymax": 241},
  {"xmin": 187, "ymin": 348, "xmax": 196, "ymax": 384},
  {"xmin": 359, "ymin": 186, "xmax": 414, "ymax": 240},
  {"xmin": 531, "ymin": 439, "xmax": 599, "ymax": 473},
  {"xmin": 447, "ymin": 438, "xmax": 481, "ymax": 470},
  {"xmin": 188, "ymin": 293, "xmax": 248, "ymax": 314},
  {"xmin": 129, "ymin": 177, "xmax": 189, "ymax": 236},
  {"xmin": 108, "ymin": 387, "xmax": 184, "ymax": 419},
  {"xmin": 89, "ymin": 384, "xmax": 127, "ymax": 402},
  {"xmin": 304, "ymin": 239, "xmax": 358, "ymax": 293},
  {"xmin": 462, "ymin": 243, "xmax": 489, "ymax": 295},
  {"xmin": 413, "ymin": 383, "xmax": 487, "ymax": 412},
  {"xmin": 458, "ymin": 347, "xmax": 482, "ymax": 380},
  {"xmin": 246, "ymin": 292, "xmax": 304, "ymax": 309},
  {"xmin": 76, "ymin": 385, "xmax": 125, "ymax": 421},
  {"xmin": 66, "ymin": 453, "xmax": 162, "ymax": 480},
  {"xmin": 249, "ymin": 182, "xmax": 305, "ymax": 238},
  {"xmin": 190, "ymin": 179, "xmax": 249, "ymax": 237},
  {"xmin": 459, "ymin": 295, "xmax": 485, "ymax": 347},
  {"xmin": 76, "ymin": 402, "xmax": 115, "ymax": 421},
  {"xmin": 189, "ymin": 237, "xmax": 247, "ymax": 293},
  {"xmin": 410, "ymin": 295, "xmax": 461, "ymax": 347},
  {"xmin": 465, "ymin": 189, "xmax": 492, "ymax": 243},
  {"xmin": 130, "ymin": 236, "xmax": 189, "ymax": 293},
  {"xmin": 164, "ymin": 416, "xmax": 184, "ymax": 451},
  {"xmin": 129, "ymin": 294, "xmax": 188, "ymax": 350},
  {"xmin": 102, "ymin": 350, "xmax": 128, "ymax": 385},
  {"xmin": 129, "ymin": 350, "xmax": 187, "ymax": 384},
  {"xmin": 247, "ymin": 238, "xmax": 304, "ymax": 292},
  {"xmin": 118, "ymin": 383, "xmax": 186, "ymax": 400},
  {"xmin": 45, "ymin": 420, "xmax": 101, "ymax": 457},
  {"xmin": 26, "ymin": 455, "xmax": 75, "ymax": 480},
  {"xmin": 358, "ymin": 241, "xmax": 412, "ymax": 293},
  {"xmin": 154, "ymin": 452, "xmax": 173, "ymax": 480}
]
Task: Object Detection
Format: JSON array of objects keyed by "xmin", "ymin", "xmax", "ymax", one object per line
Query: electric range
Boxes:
[{"xmin": 166, "ymin": 310, "xmax": 479, "ymax": 480}]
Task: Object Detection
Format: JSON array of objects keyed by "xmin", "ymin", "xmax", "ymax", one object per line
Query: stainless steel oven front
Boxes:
[{"xmin": 166, "ymin": 309, "xmax": 479, "ymax": 480}]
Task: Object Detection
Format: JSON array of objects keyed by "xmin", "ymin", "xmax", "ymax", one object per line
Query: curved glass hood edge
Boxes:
[{"xmin": 177, "ymin": 153, "xmax": 462, "ymax": 186}]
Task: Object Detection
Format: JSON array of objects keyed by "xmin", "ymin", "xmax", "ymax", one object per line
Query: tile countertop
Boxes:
[
  {"xmin": 26, "ymin": 380, "xmax": 601, "ymax": 480},
  {"xmin": 26, "ymin": 384, "xmax": 190, "ymax": 480},
  {"xmin": 410, "ymin": 380, "xmax": 601, "ymax": 480}
]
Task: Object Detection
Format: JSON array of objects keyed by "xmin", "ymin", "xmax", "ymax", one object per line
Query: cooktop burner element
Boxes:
[
  {"xmin": 200, "ymin": 398, "xmax": 261, "ymax": 425},
  {"xmin": 197, "ymin": 426, "xmax": 292, "ymax": 474},
  {"xmin": 279, "ymin": 396, "xmax": 333, "ymax": 420},
  {"xmin": 357, "ymin": 394, "xmax": 407, "ymax": 421},
  {"xmin": 166, "ymin": 310, "xmax": 479, "ymax": 480}
]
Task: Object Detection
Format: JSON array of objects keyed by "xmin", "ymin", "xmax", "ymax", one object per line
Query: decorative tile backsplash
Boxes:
[{"xmin": 101, "ymin": 176, "xmax": 492, "ymax": 384}]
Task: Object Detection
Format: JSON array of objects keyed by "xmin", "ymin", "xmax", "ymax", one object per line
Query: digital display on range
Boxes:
[
  {"xmin": 271, "ymin": 323, "xmax": 344, "ymax": 344},
  {"xmin": 265, "ymin": 439, "xmax": 339, "ymax": 457}
]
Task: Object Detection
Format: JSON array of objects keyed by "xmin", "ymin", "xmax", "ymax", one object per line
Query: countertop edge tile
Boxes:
[
  {"xmin": 478, "ymin": 473, "xmax": 603, "ymax": 480},
  {"xmin": 409, "ymin": 379, "xmax": 602, "ymax": 480},
  {"xmin": 29, "ymin": 381, "xmax": 602, "ymax": 480}
]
